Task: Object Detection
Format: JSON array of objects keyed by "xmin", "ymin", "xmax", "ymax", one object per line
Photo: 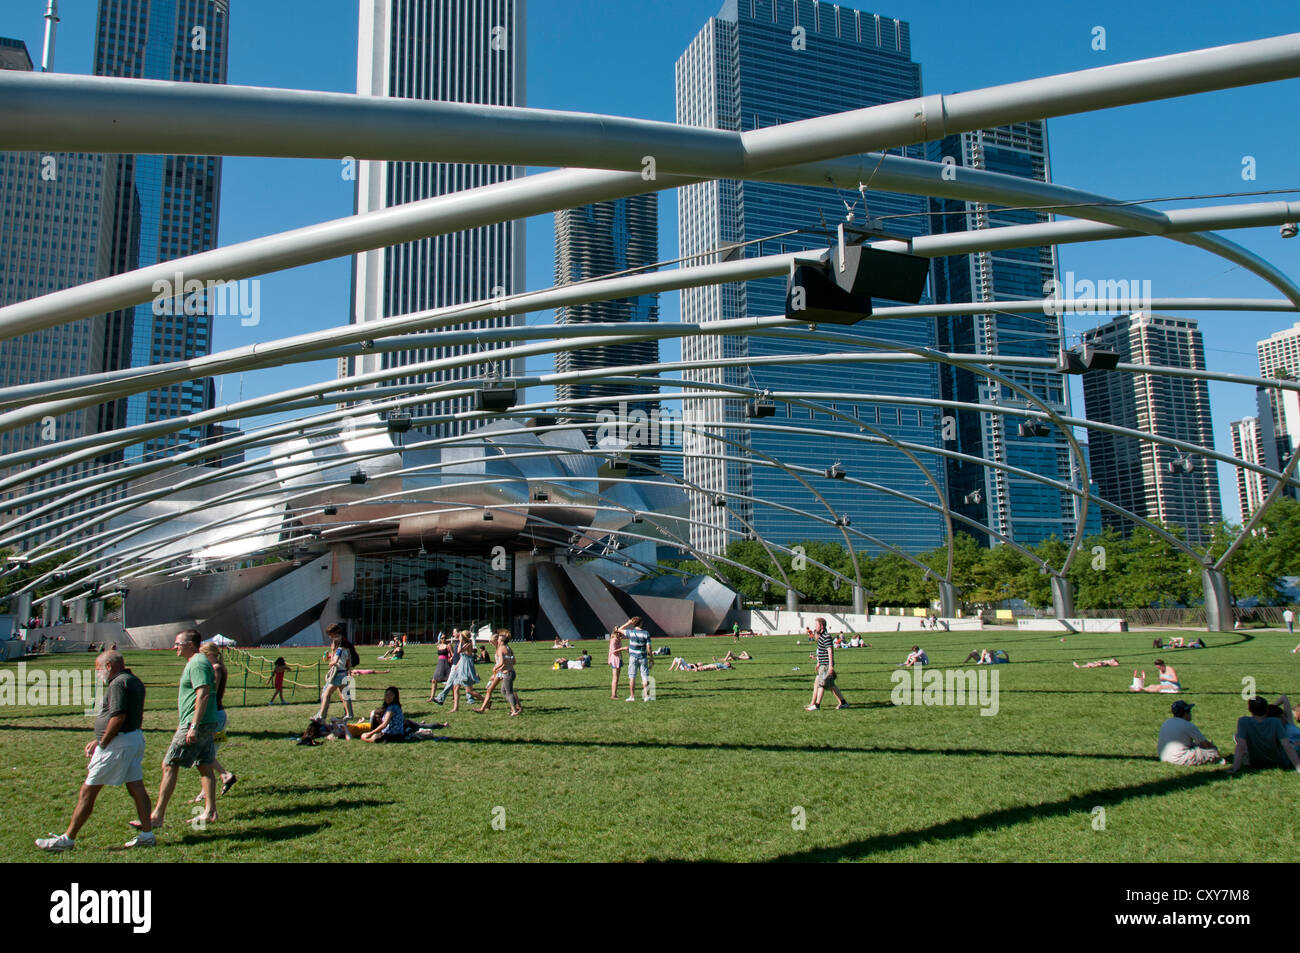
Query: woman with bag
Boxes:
[{"xmin": 316, "ymin": 624, "xmax": 357, "ymax": 721}]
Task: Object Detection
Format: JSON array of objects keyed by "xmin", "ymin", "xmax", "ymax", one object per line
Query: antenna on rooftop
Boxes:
[{"xmin": 41, "ymin": 1, "xmax": 59, "ymax": 72}]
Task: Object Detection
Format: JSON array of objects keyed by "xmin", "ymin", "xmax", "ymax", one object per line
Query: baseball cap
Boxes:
[{"xmin": 1170, "ymin": 700, "xmax": 1194, "ymax": 716}]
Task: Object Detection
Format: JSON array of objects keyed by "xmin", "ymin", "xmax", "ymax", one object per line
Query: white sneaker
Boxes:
[
  {"xmin": 35, "ymin": 833, "xmax": 74, "ymax": 852},
  {"xmin": 124, "ymin": 831, "xmax": 156, "ymax": 848},
  {"xmin": 804, "ymin": 704, "xmax": 819, "ymax": 711},
  {"xmin": 625, "ymin": 696, "xmax": 636, "ymax": 702}
]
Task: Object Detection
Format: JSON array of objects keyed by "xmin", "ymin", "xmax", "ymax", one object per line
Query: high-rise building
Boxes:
[
  {"xmin": 675, "ymin": 0, "xmax": 946, "ymax": 555},
  {"xmin": 553, "ymin": 195, "xmax": 661, "ymax": 467},
  {"xmin": 929, "ymin": 122, "xmax": 1077, "ymax": 547},
  {"xmin": 0, "ymin": 36, "xmax": 119, "ymax": 545},
  {"xmin": 1255, "ymin": 321, "xmax": 1300, "ymax": 467},
  {"xmin": 1230, "ymin": 416, "xmax": 1268, "ymax": 519},
  {"xmin": 94, "ymin": 0, "xmax": 231, "ymax": 460},
  {"xmin": 348, "ymin": 0, "xmax": 526, "ymax": 435},
  {"xmin": 1080, "ymin": 312, "xmax": 1222, "ymax": 545}
]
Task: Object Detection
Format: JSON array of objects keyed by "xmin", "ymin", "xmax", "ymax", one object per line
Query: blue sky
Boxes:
[{"xmin": 3, "ymin": 0, "xmax": 1299, "ymax": 524}]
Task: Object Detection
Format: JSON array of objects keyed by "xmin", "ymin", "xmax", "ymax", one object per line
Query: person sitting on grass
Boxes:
[
  {"xmin": 377, "ymin": 643, "xmax": 404, "ymax": 661},
  {"xmin": 1130, "ymin": 660, "xmax": 1180, "ymax": 693},
  {"xmin": 1157, "ymin": 700, "xmax": 1222, "ymax": 765},
  {"xmin": 1264, "ymin": 694, "xmax": 1300, "ymax": 746},
  {"xmin": 553, "ymin": 638, "xmax": 572, "ymax": 649},
  {"xmin": 360, "ymin": 687, "xmax": 405, "ymax": 743},
  {"xmin": 1073, "ymin": 657, "xmax": 1119, "ymax": 669},
  {"xmin": 1229, "ymin": 696, "xmax": 1300, "ymax": 775},
  {"xmin": 714, "ymin": 650, "xmax": 751, "ymax": 662},
  {"xmin": 901, "ymin": 646, "xmax": 928, "ymax": 668}
]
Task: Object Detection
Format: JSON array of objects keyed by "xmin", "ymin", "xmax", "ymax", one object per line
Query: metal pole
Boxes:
[{"xmin": 4, "ymin": 33, "xmax": 1298, "ymax": 168}]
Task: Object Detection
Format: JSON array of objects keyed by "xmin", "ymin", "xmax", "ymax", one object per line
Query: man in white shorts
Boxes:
[
  {"xmin": 1157, "ymin": 700, "xmax": 1222, "ymax": 765},
  {"xmin": 36, "ymin": 651, "xmax": 155, "ymax": 851}
]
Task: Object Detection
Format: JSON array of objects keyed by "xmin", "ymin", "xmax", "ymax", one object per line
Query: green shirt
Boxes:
[{"xmin": 178, "ymin": 654, "xmax": 218, "ymax": 727}]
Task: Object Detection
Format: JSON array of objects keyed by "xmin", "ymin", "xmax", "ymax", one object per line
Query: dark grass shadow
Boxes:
[
  {"xmin": 244, "ymin": 781, "xmax": 369, "ymax": 796},
  {"xmin": 239, "ymin": 796, "xmax": 392, "ymax": 821},
  {"xmin": 175, "ymin": 821, "xmax": 327, "ymax": 844},
  {"xmin": 438, "ymin": 734, "xmax": 1152, "ymax": 761},
  {"xmin": 692, "ymin": 770, "xmax": 1235, "ymax": 863}
]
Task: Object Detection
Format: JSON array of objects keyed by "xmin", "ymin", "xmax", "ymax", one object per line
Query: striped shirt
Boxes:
[
  {"xmin": 626, "ymin": 628, "xmax": 652, "ymax": 659},
  {"xmin": 816, "ymin": 631, "xmax": 833, "ymax": 666}
]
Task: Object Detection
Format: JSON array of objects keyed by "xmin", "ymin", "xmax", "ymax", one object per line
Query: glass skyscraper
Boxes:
[
  {"xmin": 0, "ymin": 37, "xmax": 119, "ymax": 545},
  {"xmin": 928, "ymin": 122, "xmax": 1078, "ymax": 547},
  {"xmin": 1081, "ymin": 312, "xmax": 1222, "ymax": 546},
  {"xmin": 553, "ymin": 195, "xmax": 661, "ymax": 466},
  {"xmin": 94, "ymin": 0, "xmax": 230, "ymax": 460},
  {"xmin": 348, "ymin": 0, "xmax": 526, "ymax": 435},
  {"xmin": 676, "ymin": 0, "xmax": 946, "ymax": 555}
]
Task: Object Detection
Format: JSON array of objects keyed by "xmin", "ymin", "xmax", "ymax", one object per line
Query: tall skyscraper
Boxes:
[
  {"xmin": 0, "ymin": 36, "xmax": 119, "ymax": 545},
  {"xmin": 929, "ymin": 122, "xmax": 1077, "ymax": 547},
  {"xmin": 1080, "ymin": 312, "xmax": 1222, "ymax": 545},
  {"xmin": 676, "ymin": 0, "xmax": 946, "ymax": 555},
  {"xmin": 553, "ymin": 195, "xmax": 660, "ymax": 464},
  {"xmin": 94, "ymin": 0, "xmax": 231, "ymax": 460},
  {"xmin": 348, "ymin": 0, "xmax": 526, "ymax": 435},
  {"xmin": 1255, "ymin": 321, "xmax": 1300, "ymax": 468},
  {"xmin": 1230, "ymin": 416, "xmax": 1268, "ymax": 519}
]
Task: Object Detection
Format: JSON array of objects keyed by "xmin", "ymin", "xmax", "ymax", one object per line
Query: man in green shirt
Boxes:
[{"xmin": 135, "ymin": 629, "xmax": 219, "ymax": 833}]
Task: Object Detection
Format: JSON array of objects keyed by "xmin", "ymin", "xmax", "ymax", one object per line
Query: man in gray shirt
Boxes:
[
  {"xmin": 1157, "ymin": 700, "xmax": 1221, "ymax": 765},
  {"xmin": 36, "ymin": 651, "xmax": 155, "ymax": 852},
  {"xmin": 1229, "ymin": 695, "xmax": 1300, "ymax": 776}
]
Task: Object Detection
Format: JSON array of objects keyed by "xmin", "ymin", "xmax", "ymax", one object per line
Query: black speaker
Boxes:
[
  {"xmin": 338, "ymin": 595, "xmax": 362, "ymax": 619},
  {"xmin": 475, "ymin": 382, "xmax": 517, "ymax": 412},
  {"xmin": 837, "ymin": 245, "xmax": 930, "ymax": 304},
  {"xmin": 785, "ymin": 262, "xmax": 871, "ymax": 325},
  {"xmin": 784, "ymin": 246, "xmax": 930, "ymax": 324},
  {"xmin": 424, "ymin": 569, "xmax": 450, "ymax": 588}
]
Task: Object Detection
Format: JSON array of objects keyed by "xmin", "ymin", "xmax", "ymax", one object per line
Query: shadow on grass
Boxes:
[
  {"xmin": 440, "ymin": 734, "xmax": 1150, "ymax": 761},
  {"xmin": 246, "ymin": 781, "xmax": 369, "ymax": 796},
  {"xmin": 735, "ymin": 770, "xmax": 1233, "ymax": 863},
  {"xmin": 176, "ymin": 822, "xmax": 328, "ymax": 844},
  {"xmin": 240, "ymin": 797, "xmax": 393, "ymax": 822}
]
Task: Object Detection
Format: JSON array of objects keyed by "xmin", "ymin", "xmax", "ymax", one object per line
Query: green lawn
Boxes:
[{"xmin": 3, "ymin": 628, "xmax": 1298, "ymax": 862}]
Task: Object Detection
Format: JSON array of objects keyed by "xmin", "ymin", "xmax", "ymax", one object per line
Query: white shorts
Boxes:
[{"xmin": 86, "ymin": 730, "xmax": 146, "ymax": 786}]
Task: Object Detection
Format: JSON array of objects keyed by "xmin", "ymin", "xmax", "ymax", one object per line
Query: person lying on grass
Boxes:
[
  {"xmin": 668, "ymin": 657, "xmax": 732, "ymax": 671},
  {"xmin": 715, "ymin": 650, "xmax": 752, "ymax": 662},
  {"xmin": 1073, "ymin": 657, "xmax": 1119, "ymax": 668},
  {"xmin": 964, "ymin": 648, "xmax": 1009, "ymax": 664}
]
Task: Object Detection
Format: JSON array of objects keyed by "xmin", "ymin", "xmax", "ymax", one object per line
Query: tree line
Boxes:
[{"xmin": 662, "ymin": 498, "xmax": 1300, "ymax": 610}]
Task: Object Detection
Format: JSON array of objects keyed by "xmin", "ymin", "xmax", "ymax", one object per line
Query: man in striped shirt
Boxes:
[
  {"xmin": 806, "ymin": 617, "xmax": 848, "ymax": 711},
  {"xmin": 617, "ymin": 617, "xmax": 654, "ymax": 702}
]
